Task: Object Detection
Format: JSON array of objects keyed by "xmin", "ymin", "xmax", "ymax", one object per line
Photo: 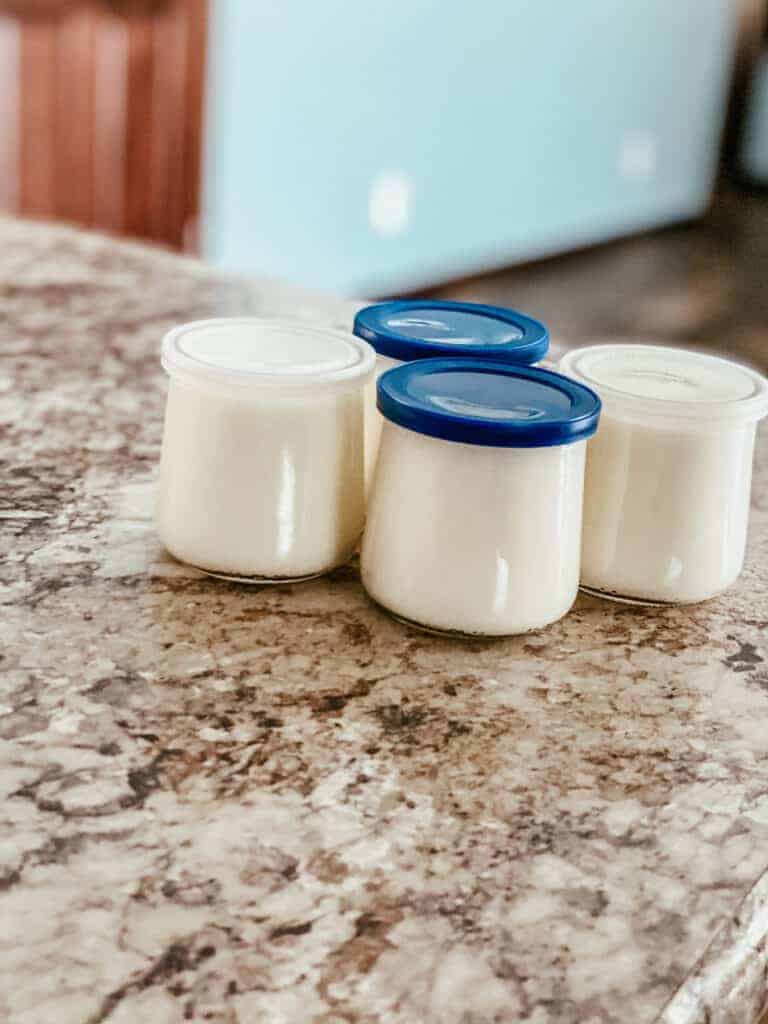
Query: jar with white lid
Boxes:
[
  {"xmin": 156, "ymin": 317, "xmax": 375, "ymax": 582},
  {"xmin": 558, "ymin": 344, "xmax": 768, "ymax": 604},
  {"xmin": 361, "ymin": 358, "xmax": 601, "ymax": 636},
  {"xmin": 352, "ymin": 300, "xmax": 549, "ymax": 494}
]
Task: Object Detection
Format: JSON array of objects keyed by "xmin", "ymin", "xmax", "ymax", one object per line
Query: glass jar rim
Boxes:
[
  {"xmin": 162, "ymin": 317, "xmax": 376, "ymax": 393},
  {"xmin": 559, "ymin": 343, "xmax": 768, "ymax": 427}
]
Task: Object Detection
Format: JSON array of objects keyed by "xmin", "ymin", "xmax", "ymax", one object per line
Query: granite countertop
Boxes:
[{"xmin": 2, "ymin": 218, "xmax": 768, "ymax": 1024}]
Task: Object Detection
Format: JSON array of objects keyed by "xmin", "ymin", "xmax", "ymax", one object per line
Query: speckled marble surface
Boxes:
[{"xmin": 2, "ymin": 217, "xmax": 768, "ymax": 1024}]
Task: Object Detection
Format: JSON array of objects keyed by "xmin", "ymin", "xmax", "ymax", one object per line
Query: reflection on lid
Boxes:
[
  {"xmin": 431, "ymin": 395, "xmax": 548, "ymax": 420},
  {"xmin": 385, "ymin": 309, "xmax": 524, "ymax": 345}
]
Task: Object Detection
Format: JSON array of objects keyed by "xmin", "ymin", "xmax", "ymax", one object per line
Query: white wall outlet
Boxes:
[
  {"xmin": 618, "ymin": 132, "xmax": 658, "ymax": 182},
  {"xmin": 369, "ymin": 169, "xmax": 413, "ymax": 237}
]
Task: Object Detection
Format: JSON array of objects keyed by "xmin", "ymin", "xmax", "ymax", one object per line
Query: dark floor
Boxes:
[{"xmin": 429, "ymin": 189, "xmax": 768, "ymax": 374}]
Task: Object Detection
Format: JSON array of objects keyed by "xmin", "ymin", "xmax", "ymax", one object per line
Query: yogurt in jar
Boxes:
[
  {"xmin": 353, "ymin": 300, "xmax": 549, "ymax": 494},
  {"xmin": 558, "ymin": 344, "xmax": 768, "ymax": 604},
  {"xmin": 361, "ymin": 358, "xmax": 601, "ymax": 636},
  {"xmin": 156, "ymin": 318, "xmax": 375, "ymax": 582}
]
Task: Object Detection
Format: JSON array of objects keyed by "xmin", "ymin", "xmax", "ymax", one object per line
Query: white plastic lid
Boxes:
[
  {"xmin": 162, "ymin": 318, "xmax": 375, "ymax": 393},
  {"xmin": 559, "ymin": 344, "xmax": 768, "ymax": 427}
]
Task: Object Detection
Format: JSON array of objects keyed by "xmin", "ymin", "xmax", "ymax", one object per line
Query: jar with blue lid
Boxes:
[
  {"xmin": 353, "ymin": 299, "xmax": 549, "ymax": 493},
  {"xmin": 360, "ymin": 358, "xmax": 601, "ymax": 637}
]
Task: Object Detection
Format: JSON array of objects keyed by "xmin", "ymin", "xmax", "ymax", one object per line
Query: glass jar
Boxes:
[
  {"xmin": 353, "ymin": 300, "xmax": 549, "ymax": 494},
  {"xmin": 558, "ymin": 344, "xmax": 768, "ymax": 604},
  {"xmin": 361, "ymin": 358, "xmax": 601, "ymax": 636},
  {"xmin": 156, "ymin": 318, "xmax": 375, "ymax": 582}
]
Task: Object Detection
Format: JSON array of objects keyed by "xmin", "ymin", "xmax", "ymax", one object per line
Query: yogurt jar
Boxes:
[
  {"xmin": 156, "ymin": 317, "xmax": 375, "ymax": 582},
  {"xmin": 361, "ymin": 358, "xmax": 601, "ymax": 636},
  {"xmin": 558, "ymin": 344, "xmax": 768, "ymax": 604},
  {"xmin": 352, "ymin": 299, "xmax": 549, "ymax": 493}
]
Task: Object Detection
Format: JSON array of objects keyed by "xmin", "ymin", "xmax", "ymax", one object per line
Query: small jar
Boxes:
[
  {"xmin": 156, "ymin": 318, "xmax": 375, "ymax": 582},
  {"xmin": 559, "ymin": 344, "xmax": 768, "ymax": 604},
  {"xmin": 353, "ymin": 300, "xmax": 549, "ymax": 494},
  {"xmin": 361, "ymin": 358, "xmax": 601, "ymax": 636}
]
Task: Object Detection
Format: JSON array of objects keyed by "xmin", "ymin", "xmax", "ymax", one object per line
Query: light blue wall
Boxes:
[{"xmin": 202, "ymin": 0, "xmax": 736, "ymax": 296}]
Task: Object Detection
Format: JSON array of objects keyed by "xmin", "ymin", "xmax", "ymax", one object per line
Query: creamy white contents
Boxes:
[
  {"xmin": 580, "ymin": 416, "xmax": 755, "ymax": 602},
  {"xmin": 364, "ymin": 353, "xmax": 400, "ymax": 495},
  {"xmin": 156, "ymin": 319, "xmax": 373, "ymax": 581},
  {"xmin": 362, "ymin": 421, "xmax": 586, "ymax": 635},
  {"xmin": 559, "ymin": 344, "xmax": 768, "ymax": 603},
  {"xmin": 157, "ymin": 384, "xmax": 364, "ymax": 579}
]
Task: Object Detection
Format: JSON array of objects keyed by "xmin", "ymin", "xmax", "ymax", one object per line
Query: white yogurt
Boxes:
[
  {"xmin": 364, "ymin": 353, "xmax": 400, "ymax": 494},
  {"xmin": 361, "ymin": 359, "xmax": 601, "ymax": 636},
  {"xmin": 156, "ymin": 318, "xmax": 375, "ymax": 582},
  {"xmin": 559, "ymin": 344, "xmax": 768, "ymax": 604},
  {"xmin": 353, "ymin": 300, "xmax": 550, "ymax": 495}
]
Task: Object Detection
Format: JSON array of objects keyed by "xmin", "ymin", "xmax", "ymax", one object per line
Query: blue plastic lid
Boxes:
[
  {"xmin": 377, "ymin": 358, "xmax": 601, "ymax": 448},
  {"xmin": 353, "ymin": 299, "xmax": 549, "ymax": 364}
]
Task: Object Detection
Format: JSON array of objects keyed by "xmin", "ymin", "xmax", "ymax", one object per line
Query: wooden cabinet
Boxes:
[{"xmin": 0, "ymin": 0, "xmax": 207, "ymax": 250}]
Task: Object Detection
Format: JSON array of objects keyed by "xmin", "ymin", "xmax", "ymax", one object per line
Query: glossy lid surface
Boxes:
[
  {"xmin": 354, "ymin": 299, "xmax": 549, "ymax": 364},
  {"xmin": 377, "ymin": 358, "xmax": 601, "ymax": 448}
]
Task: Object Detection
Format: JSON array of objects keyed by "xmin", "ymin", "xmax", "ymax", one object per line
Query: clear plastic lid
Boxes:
[
  {"xmin": 559, "ymin": 344, "xmax": 768, "ymax": 427},
  {"xmin": 162, "ymin": 318, "xmax": 375, "ymax": 394}
]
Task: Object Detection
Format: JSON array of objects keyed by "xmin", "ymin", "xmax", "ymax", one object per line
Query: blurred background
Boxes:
[{"xmin": 1, "ymin": 0, "xmax": 768, "ymax": 368}]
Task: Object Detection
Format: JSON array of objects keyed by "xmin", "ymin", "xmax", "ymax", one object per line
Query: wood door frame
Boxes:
[{"xmin": 0, "ymin": 0, "xmax": 208, "ymax": 250}]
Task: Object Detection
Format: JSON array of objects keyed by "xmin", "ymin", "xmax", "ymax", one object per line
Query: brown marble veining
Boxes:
[{"xmin": 2, "ymin": 216, "xmax": 768, "ymax": 1024}]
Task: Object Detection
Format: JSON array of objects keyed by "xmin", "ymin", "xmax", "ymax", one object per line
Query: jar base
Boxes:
[
  {"xmin": 201, "ymin": 567, "xmax": 328, "ymax": 585},
  {"xmin": 579, "ymin": 584, "xmax": 680, "ymax": 607},
  {"xmin": 165, "ymin": 543, "xmax": 358, "ymax": 585},
  {"xmin": 372, "ymin": 599, "xmax": 538, "ymax": 640}
]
